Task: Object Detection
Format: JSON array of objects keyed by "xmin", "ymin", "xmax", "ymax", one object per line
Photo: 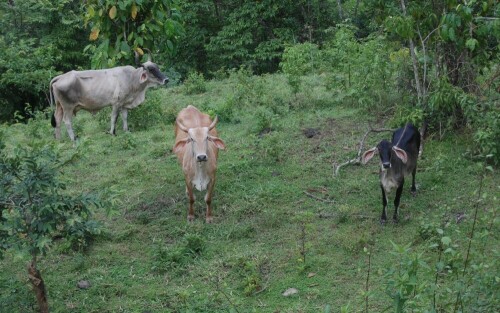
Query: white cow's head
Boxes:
[{"xmin": 135, "ymin": 51, "xmax": 169, "ymax": 86}]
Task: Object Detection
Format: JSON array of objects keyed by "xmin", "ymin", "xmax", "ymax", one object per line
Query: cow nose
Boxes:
[
  {"xmin": 382, "ymin": 162, "xmax": 390, "ymax": 169},
  {"xmin": 163, "ymin": 77, "xmax": 169, "ymax": 85},
  {"xmin": 197, "ymin": 154, "xmax": 207, "ymax": 162}
]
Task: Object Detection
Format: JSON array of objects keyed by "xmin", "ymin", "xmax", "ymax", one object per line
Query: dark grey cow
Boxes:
[
  {"xmin": 362, "ymin": 124, "xmax": 421, "ymax": 223},
  {"xmin": 49, "ymin": 53, "xmax": 168, "ymax": 141}
]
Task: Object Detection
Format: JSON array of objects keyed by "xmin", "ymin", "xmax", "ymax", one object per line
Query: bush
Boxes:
[
  {"xmin": 254, "ymin": 106, "xmax": 275, "ymax": 134},
  {"xmin": 183, "ymin": 71, "xmax": 207, "ymax": 95},
  {"xmin": 128, "ymin": 90, "xmax": 165, "ymax": 131},
  {"xmin": 213, "ymin": 97, "xmax": 236, "ymax": 123}
]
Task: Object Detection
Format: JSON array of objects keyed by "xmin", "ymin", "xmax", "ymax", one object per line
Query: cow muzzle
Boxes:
[
  {"xmin": 382, "ymin": 162, "xmax": 391, "ymax": 169},
  {"xmin": 162, "ymin": 77, "xmax": 169, "ymax": 85},
  {"xmin": 196, "ymin": 154, "xmax": 208, "ymax": 162}
]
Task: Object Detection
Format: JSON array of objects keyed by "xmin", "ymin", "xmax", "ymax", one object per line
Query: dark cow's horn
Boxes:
[
  {"xmin": 176, "ymin": 119, "xmax": 189, "ymax": 133},
  {"xmin": 208, "ymin": 116, "xmax": 218, "ymax": 131},
  {"xmin": 143, "ymin": 48, "xmax": 152, "ymax": 62},
  {"xmin": 134, "ymin": 51, "xmax": 141, "ymax": 66}
]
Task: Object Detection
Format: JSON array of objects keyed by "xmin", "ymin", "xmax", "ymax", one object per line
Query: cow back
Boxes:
[{"xmin": 391, "ymin": 124, "xmax": 420, "ymax": 175}]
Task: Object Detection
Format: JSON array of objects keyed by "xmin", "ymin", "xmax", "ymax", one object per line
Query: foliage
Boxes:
[
  {"xmin": 202, "ymin": 0, "xmax": 337, "ymax": 74},
  {"xmin": 0, "ymin": 144, "xmax": 106, "ymax": 257},
  {"xmin": 83, "ymin": 0, "xmax": 184, "ymax": 69},
  {"xmin": 183, "ymin": 71, "xmax": 207, "ymax": 95},
  {"xmin": 127, "ymin": 90, "xmax": 166, "ymax": 131},
  {"xmin": 281, "ymin": 43, "xmax": 320, "ymax": 94},
  {"xmin": 383, "ymin": 242, "xmax": 428, "ymax": 312},
  {"xmin": 0, "ymin": 0, "xmax": 88, "ymax": 122}
]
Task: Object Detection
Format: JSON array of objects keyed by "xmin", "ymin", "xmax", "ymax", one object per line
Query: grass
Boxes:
[{"xmin": 0, "ymin": 73, "xmax": 498, "ymax": 313}]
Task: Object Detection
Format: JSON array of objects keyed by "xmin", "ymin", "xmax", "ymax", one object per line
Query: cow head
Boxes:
[
  {"xmin": 173, "ymin": 116, "xmax": 226, "ymax": 162},
  {"xmin": 135, "ymin": 50, "xmax": 169, "ymax": 86},
  {"xmin": 362, "ymin": 140, "xmax": 408, "ymax": 170}
]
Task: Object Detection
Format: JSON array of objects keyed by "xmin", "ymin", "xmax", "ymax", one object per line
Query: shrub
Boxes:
[
  {"xmin": 0, "ymin": 142, "xmax": 106, "ymax": 311},
  {"xmin": 214, "ymin": 97, "xmax": 236, "ymax": 123},
  {"xmin": 254, "ymin": 106, "xmax": 275, "ymax": 134},
  {"xmin": 183, "ymin": 71, "xmax": 207, "ymax": 95},
  {"xmin": 128, "ymin": 90, "xmax": 165, "ymax": 131}
]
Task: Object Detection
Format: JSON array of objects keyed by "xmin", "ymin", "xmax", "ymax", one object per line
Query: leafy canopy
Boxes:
[{"xmin": 83, "ymin": 0, "xmax": 184, "ymax": 69}]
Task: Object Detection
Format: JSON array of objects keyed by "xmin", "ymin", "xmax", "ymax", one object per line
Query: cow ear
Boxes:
[
  {"xmin": 173, "ymin": 138, "xmax": 188, "ymax": 153},
  {"xmin": 140, "ymin": 69, "xmax": 148, "ymax": 83},
  {"xmin": 209, "ymin": 136, "xmax": 226, "ymax": 150},
  {"xmin": 392, "ymin": 146, "xmax": 408, "ymax": 164},
  {"xmin": 362, "ymin": 147, "xmax": 378, "ymax": 164}
]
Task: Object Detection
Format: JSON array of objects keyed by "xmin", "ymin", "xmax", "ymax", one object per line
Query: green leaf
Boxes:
[
  {"xmin": 441, "ymin": 236, "xmax": 451, "ymax": 246},
  {"xmin": 465, "ymin": 38, "xmax": 478, "ymax": 51},
  {"xmin": 120, "ymin": 41, "xmax": 131, "ymax": 53}
]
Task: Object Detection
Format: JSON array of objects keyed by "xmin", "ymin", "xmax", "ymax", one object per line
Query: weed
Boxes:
[
  {"xmin": 127, "ymin": 90, "xmax": 165, "ymax": 131},
  {"xmin": 151, "ymin": 233, "xmax": 205, "ymax": 274},
  {"xmin": 183, "ymin": 71, "xmax": 207, "ymax": 95},
  {"xmin": 254, "ymin": 106, "xmax": 275, "ymax": 134}
]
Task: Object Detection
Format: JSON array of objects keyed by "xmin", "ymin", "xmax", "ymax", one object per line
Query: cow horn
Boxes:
[
  {"xmin": 143, "ymin": 48, "xmax": 152, "ymax": 62},
  {"xmin": 176, "ymin": 119, "xmax": 189, "ymax": 133},
  {"xmin": 134, "ymin": 51, "xmax": 141, "ymax": 66},
  {"xmin": 208, "ymin": 116, "xmax": 218, "ymax": 131}
]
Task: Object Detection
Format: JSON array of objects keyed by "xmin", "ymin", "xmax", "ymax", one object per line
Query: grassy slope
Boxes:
[{"xmin": 1, "ymin": 74, "xmax": 498, "ymax": 313}]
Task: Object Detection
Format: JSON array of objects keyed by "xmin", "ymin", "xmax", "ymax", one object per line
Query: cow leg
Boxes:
[
  {"xmin": 109, "ymin": 107, "xmax": 119, "ymax": 135},
  {"xmin": 205, "ymin": 180, "xmax": 216, "ymax": 223},
  {"xmin": 185, "ymin": 184, "xmax": 195, "ymax": 222},
  {"xmin": 410, "ymin": 166, "xmax": 417, "ymax": 196},
  {"xmin": 54, "ymin": 103, "xmax": 63, "ymax": 140},
  {"xmin": 62, "ymin": 110, "xmax": 76, "ymax": 141},
  {"xmin": 121, "ymin": 109, "xmax": 129, "ymax": 132},
  {"xmin": 380, "ymin": 184, "xmax": 388, "ymax": 224},
  {"xmin": 393, "ymin": 179, "xmax": 404, "ymax": 223}
]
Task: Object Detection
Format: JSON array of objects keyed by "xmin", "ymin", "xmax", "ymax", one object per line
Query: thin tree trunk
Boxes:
[
  {"xmin": 213, "ymin": 0, "xmax": 223, "ymax": 23},
  {"xmin": 354, "ymin": 0, "xmax": 361, "ymax": 19},
  {"xmin": 28, "ymin": 258, "xmax": 49, "ymax": 313},
  {"xmin": 337, "ymin": 0, "xmax": 343, "ymax": 20},
  {"xmin": 400, "ymin": 0, "xmax": 423, "ymax": 101}
]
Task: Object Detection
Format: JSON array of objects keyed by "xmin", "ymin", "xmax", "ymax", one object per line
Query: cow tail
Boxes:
[{"xmin": 49, "ymin": 77, "xmax": 57, "ymax": 128}]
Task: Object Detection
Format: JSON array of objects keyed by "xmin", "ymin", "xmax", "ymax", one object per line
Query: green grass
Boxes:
[{"xmin": 1, "ymin": 74, "xmax": 498, "ymax": 313}]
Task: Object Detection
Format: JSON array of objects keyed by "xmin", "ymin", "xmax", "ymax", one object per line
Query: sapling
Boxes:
[{"xmin": 0, "ymin": 144, "xmax": 105, "ymax": 313}]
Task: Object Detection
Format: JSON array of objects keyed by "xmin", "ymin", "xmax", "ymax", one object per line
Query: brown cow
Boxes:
[{"xmin": 173, "ymin": 105, "xmax": 226, "ymax": 223}]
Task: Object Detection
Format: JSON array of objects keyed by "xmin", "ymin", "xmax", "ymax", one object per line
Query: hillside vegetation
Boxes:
[
  {"xmin": 1, "ymin": 72, "xmax": 498, "ymax": 312},
  {"xmin": 1, "ymin": 1, "xmax": 499, "ymax": 312}
]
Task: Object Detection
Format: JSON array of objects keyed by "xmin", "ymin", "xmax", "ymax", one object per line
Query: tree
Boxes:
[
  {"xmin": 0, "ymin": 142, "xmax": 106, "ymax": 312},
  {"xmin": 83, "ymin": 0, "xmax": 184, "ymax": 69},
  {"xmin": 0, "ymin": 0, "xmax": 89, "ymax": 122}
]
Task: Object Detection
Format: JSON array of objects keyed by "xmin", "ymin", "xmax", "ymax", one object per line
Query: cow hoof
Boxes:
[
  {"xmin": 187, "ymin": 215, "xmax": 195, "ymax": 222},
  {"xmin": 380, "ymin": 218, "xmax": 387, "ymax": 226},
  {"xmin": 205, "ymin": 216, "xmax": 213, "ymax": 224},
  {"xmin": 392, "ymin": 217, "xmax": 399, "ymax": 223},
  {"xmin": 411, "ymin": 190, "xmax": 417, "ymax": 197}
]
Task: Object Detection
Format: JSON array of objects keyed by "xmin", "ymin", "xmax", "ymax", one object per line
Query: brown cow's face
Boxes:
[
  {"xmin": 188, "ymin": 127, "xmax": 210, "ymax": 162},
  {"xmin": 174, "ymin": 127, "xmax": 226, "ymax": 162}
]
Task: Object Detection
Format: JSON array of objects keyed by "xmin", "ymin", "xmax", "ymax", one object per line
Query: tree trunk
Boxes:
[
  {"xmin": 28, "ymin": 259, "xmax": 49, "ymax": 313},
  {"xmin": 337, "ymin": 0, "xmax": 343, "ymax": 20},
  {"xmin": 354, "ymin": 0, "xmax": 361, "ymax": 20},
  {"xmin": 400, "ymin": 0, "xmax": 423, "ymax": 101}
]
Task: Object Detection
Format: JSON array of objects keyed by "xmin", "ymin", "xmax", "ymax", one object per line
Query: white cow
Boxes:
[{"xmin": 49, "ymin": 54, "xmax": 168, "ymax": 141}]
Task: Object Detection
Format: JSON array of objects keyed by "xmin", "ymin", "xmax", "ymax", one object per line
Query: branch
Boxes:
[
  {"xmin": 333, "ymin": 126, "xmax": 395, "ymax": 176},
  {"xmin": 303, "ymin": 191, "xmax": 335, "ymax": 203}
]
